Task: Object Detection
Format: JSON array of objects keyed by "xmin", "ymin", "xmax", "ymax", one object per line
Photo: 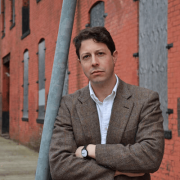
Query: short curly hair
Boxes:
[{"xmin": 73, "ymin": 27, "xmax": 116, "ymax": 59}]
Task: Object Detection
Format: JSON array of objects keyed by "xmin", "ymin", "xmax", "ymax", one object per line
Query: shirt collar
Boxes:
[{"xmin": 89, "ymin": 74, "xmax": 119, "ymax": 101}]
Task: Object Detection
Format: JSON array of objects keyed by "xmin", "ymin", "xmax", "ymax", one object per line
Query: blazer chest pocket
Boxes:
[{"xmin": 121, "ymin": 126, "xmax": 137, "ymax": 146}]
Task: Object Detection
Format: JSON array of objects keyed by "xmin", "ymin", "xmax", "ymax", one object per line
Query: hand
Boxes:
[
  {"xmin": 114, "ymin": 171, "xmax": 121, "ymax": 177},
  {"xmin": 75, "ymin": 146, "xmax": 84, "ymax": 158},
  {"xmin": 114, "ymin": 171, "xmax": 145, "ymax": 177}
]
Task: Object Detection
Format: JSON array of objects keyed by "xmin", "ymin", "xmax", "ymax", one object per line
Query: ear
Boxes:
[
  {"xmin": 78, "ymin": 59, "xmax": 81, "ymax": 64},
  {"xmin": 112, "ymin": 50, "xmax": 118, "ymax": 64}
]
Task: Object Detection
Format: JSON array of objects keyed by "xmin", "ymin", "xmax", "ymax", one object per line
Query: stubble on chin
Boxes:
[{"xmin": 90, "ymin": 77, "xmax": 106, "ymax": 86}]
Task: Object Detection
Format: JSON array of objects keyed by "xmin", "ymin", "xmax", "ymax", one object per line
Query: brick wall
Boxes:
[
  {"xmin": 0, "ymin": 0, "xmax": 63, "ymax": 150},
  {"xmin": 69, "ymin": 0, "xmax": 139, "ymax": 95},
  {"xmin": 151, "ymin": 0, "xmax": 180, "ymax": 179},
  {"xmin": 0, "ymin": 0, "xmax": 180, "ymax": 179},
  {"xmin": 0, "ymin": 0, "xmax": 139, "ymax": 147},
  {"xmin": 22, "ymin": 0, "xmax": 29, "ymax": 7},
  {"xmin": 0, "ymin": 0, "xmax": 139, "ymax": 150}
]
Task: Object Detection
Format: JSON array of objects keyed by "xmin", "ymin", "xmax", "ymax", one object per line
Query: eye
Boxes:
[
  {"xmin": 82, "ymin": 54, "xmax": 90, "ymax": 60},
  {"xmin": 97, "ymin": 52, "xmax": 105, "ymax": 56}
]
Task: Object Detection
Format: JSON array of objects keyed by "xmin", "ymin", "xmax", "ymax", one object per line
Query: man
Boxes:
[{"xmin": 49, "ymin": 27, "xmax": 164, "ymax": 180}]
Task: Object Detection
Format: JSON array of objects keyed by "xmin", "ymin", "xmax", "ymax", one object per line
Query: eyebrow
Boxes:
[
  {"xmin": 95, "ymin": 49, "xmax": 106, "ymax": 52},
  {"xmin": 81, "ymin": 49, "xmax": 106, "ymax": 56}
]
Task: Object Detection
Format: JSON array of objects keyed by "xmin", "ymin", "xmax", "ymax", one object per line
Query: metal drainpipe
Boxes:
[{"xmin": 35, "ymin": 0, "xmax": 77, "ymax": 179}]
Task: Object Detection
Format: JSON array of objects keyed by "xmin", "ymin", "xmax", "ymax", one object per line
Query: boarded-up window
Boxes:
[
  {"xmin": 139, "ymin": 0, "xmax": 171, "ymax": 138},
  {"xmin": 22, "ymin": 50, "xmax": 29, "ymax": 121},
  {"xmin": 1, "ymin": 0, "xmax": 5, "ymax": 38},
  {"xmin": 10, "ymin": 0, "xmax": 15, "ymax": 29},
  {"xmin": 36, "ymin": 40, "xmax": 45, "ymax": 124},
  {"xmin": 90, "ymin": 1, "xmax": 104, "ymax": 27}
]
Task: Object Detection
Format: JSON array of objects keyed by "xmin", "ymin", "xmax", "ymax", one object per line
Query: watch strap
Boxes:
[{"xmin": 82, "ymin": 145, "xmax": 90, "ymax": 159}]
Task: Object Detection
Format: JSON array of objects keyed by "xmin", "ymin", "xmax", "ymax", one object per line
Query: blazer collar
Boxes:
[
  {"xmin": 115, "ymin": 77, "xmax": 132, "ymax": 100},
  {"xmin": 77, "ymin": 77, "xmax": 133, "ymax": 144},
  {"xmin": 78, "ymin": 77, "xmax": 132, "ymax": 103},
  {"xmin": 106, "ymin": 79, "xmax": 134, "ymax": 144}
]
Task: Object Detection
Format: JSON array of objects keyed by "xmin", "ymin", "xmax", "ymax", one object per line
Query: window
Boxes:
[
  {"xmin": 90, "ymin": 1, "xmax": 105, "ymax": 27},
  {"xmin": 36, "ymin": 39, "xmax": 45, "ymax": 124},
  {"xmin": 2, "ymin": 54, "xmax": 10, "ymax": 133},
  {"xmin": 1, "ymin": 0, "xmax": 5, "ymax": 38},
  {"xmin": 22, "ymin": 50, "xmax": 29, "ymax": 121},
  {"xmin": 138, "ymin": 0, "xmax": 171, "ymax": 139},
  {"xmin": 21, "ymin": 0, "xmax": 30, "ymax": 39},
  {"xmin": 10, "ymin": 0, "xmax": 15, "ymax": 29}
]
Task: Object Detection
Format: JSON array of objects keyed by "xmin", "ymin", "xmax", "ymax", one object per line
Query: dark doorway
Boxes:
[{"xmin": 2, "ymin": 55, "xmax": 10, "ymax": 134}]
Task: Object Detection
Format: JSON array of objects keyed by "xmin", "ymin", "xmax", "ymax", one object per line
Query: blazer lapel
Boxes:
[
  {"xmin": 76, "ymin": 86, "xmax": 101, "ymax": 144},
  {"xmin": 106, "ymin": 79, "xmax": 134, "ymax": 144}
]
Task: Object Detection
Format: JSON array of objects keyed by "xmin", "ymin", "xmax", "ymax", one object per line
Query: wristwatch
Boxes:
[{"xmin": 81, "ymin": 145, "xmax": 89, "ymax": 159}]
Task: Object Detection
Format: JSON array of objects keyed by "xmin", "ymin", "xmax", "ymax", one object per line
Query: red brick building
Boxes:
[{"xmin": 0, "ymin": 0, "xmax": 180, "ymax": 179}]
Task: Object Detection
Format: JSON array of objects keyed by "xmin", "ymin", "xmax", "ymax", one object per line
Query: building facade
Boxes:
[{"xmin": 0, "ymin": 0, "xmax": 180, "ymax": 179}]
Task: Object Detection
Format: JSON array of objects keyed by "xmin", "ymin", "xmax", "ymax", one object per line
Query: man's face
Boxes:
[{"xmin": 79, "ymin": 39, "xmax": 117, "ymax": 86}]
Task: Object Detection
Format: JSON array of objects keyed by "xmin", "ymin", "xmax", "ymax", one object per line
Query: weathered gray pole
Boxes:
[{"xmin": 35, "ymin": 0, "xmax": 77, "ymax": 179}]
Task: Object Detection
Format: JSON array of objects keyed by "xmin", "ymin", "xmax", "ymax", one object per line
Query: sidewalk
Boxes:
[{"xmin": 0, "ymin": 135, "xmax": 38, "ymax": 180}]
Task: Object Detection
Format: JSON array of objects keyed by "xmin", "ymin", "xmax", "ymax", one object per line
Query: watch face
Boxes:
[{"xmin": 81, "ymin": 149, "xmax": 87, "ymax": 157}]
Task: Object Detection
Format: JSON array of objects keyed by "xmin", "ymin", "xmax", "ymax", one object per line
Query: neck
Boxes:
[{"xmin": 90, "ymin": 74, "xmax": 117, "ymax": 102}]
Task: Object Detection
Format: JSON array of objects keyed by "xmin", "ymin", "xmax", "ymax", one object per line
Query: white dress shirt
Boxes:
[{"xmin": 89, "ymin": 74, "xmax": 119, "ymax": 144}]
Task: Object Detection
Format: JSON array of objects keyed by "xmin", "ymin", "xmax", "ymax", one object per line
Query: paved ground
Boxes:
[{"xmin": 0, "ymin": 135, "xmax": 38, "ymax": 180}]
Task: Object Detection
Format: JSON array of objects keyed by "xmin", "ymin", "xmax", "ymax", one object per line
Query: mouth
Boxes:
[{"xmin": 91, "ymin": 70, "xmax": 104, "ymax": 74}]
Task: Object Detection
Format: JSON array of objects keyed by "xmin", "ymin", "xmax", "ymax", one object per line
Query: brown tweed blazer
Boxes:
[{"xmin": 49, "ymin": 78, "xmax": 164, "ymax": 180}]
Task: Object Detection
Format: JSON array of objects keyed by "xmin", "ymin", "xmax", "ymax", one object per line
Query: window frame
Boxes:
[
  {"xmin": 36, "ymin": 39, "xmax": 46, "ymax": 124},
  {"xmin": 21, "ymin": 0, "xmax": 30, "ymax": 40},
  {"xmin": 22, "ymin": 50, "xmax": 29, "ymax": 122},
  {"xmin": 10, "ymin": 0, "xmax": 15, "ymax": 30},
  {"xmin": 1, "ymin": 0, "xmax": 5, "ymax": 38}
]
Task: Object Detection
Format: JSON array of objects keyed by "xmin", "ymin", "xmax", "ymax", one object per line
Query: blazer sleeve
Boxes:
[
  {"xmin": 49, "ymin": 97, "xmax": 115, "ymax": 180},
  {"xmin": 95, "ymin": 91, "xmax": 165, "ymax": 173}
]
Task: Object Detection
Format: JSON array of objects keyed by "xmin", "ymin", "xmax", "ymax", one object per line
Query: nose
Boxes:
[{"xmin": 91, "ymin": 54, "xmax": 99, "ymax": 66}]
